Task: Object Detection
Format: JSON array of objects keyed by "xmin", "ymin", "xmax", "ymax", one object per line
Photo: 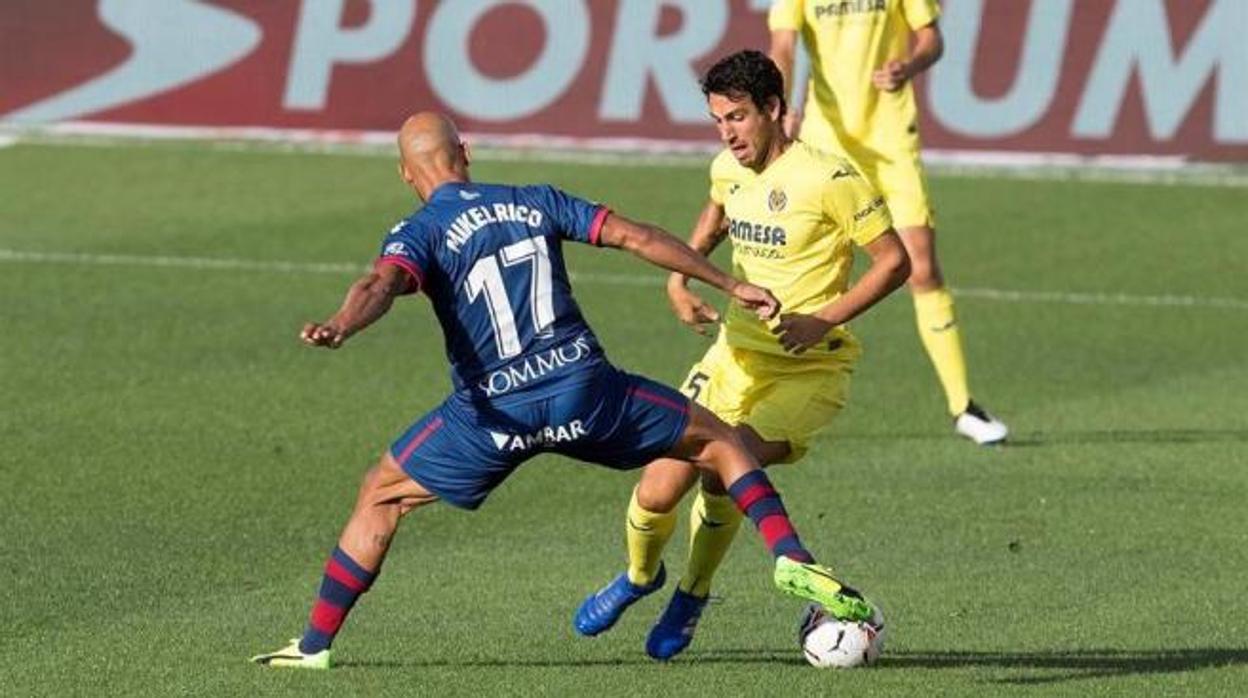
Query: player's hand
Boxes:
[
  {"xmin": 300, "ymin": 321, "xmax": 348, "ymax": 349},
  {"xmin": 731, "ymin": 282, "xmax": 781, "ymax": 322},
  {"xmin": 872, "ymin": 60, "xmax": 908, "ymax": 92},
  {"xmin": 667, "ymin": 281, "xmax": 721, "ymax": 336},
  {"xmin": 783, "ymin": 108, "xmax": 803, "ymax": 139},
  {"xmin": 771, "ymin": 312, "xmax": 833, "ymax": 354}
]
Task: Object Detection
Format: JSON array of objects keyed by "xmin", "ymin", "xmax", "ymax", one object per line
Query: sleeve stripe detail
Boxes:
[
  {"xmin": 375, "ymin": 256, "xmax": 424, "ymax": 294},
  {"xmin": 588, "ymin": 206, "xmax": 611, "ymax": 246}
]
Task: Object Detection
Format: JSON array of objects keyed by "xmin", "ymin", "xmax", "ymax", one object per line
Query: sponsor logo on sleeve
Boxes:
[{"xmin": 853, "ymin": 196, "xmax": 886, "ymax": 222}]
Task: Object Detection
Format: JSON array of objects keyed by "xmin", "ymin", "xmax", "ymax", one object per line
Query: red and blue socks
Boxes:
[
  {"xmin": 299, "ymin": 546, "xmax": 376, "ymax": 654},
  {"xmin": 727, "ymin": 470, "xmax": 814, "ymax": 563}
]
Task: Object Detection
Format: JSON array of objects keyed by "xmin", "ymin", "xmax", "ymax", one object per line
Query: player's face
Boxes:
[{"xmin": 707, "ymin": 92, "xmax": 783, "ymax": 170}]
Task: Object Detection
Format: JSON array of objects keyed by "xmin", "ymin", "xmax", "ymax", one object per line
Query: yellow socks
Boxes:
[
  {"xmin": 913, "ymin": 287, "xmax": 971, "ymax": 415},
  {"xmin": 678, "ymin": 489, "xmax": 745, "ymax": 597},
  {"xmin": 625, "ymin": 487, "xmax": 748, "ymax": 595},
  {"xmin": 626, "ymin": 488, "xmax": 677, "ymax": 586}
]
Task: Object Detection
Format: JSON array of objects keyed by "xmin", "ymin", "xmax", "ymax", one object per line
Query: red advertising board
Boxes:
[{"xmin": 2, "ymin": 0, "xmax": 1244, "ymax": 161}]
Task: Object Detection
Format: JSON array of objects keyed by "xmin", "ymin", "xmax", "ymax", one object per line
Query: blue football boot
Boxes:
[
  {"xmin": 645, "ymin": 588, "xmax": 709, "ymax": 660},
  {"xmin": 574, "ymin": 563, "xmax": 666, "ymax": 637}
]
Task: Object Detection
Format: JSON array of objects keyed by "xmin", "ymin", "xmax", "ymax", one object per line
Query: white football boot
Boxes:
[
  {"xmin": 954, "ymin": 401, "xmax": 1008, "ymax": 445},
  {"xmin": 250, "ymin": 638, "xmax": 331, "ymax": 669}
]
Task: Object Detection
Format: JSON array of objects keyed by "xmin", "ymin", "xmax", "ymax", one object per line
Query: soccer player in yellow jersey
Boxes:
[
  {"xmin": 573, "ymin": 51, "xmax": 910, "ymax": 659},
  {"xmin": 770, "ymin": 0, "xmax": 1008, "ymax": 444}
]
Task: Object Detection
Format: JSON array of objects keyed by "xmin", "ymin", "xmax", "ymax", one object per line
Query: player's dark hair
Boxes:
[{"xmin": 701, "ymin": 50, "xmax": 787, "ymax": 119}]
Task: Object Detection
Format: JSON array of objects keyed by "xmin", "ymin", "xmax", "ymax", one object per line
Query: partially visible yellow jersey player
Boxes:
[
  {"xmin": 573, "ymin": 50, "xmax": 911, "ymax": 660},
  {"xmin": 770, "ymin": 0, "xmax": 1008, "ymax": 444}
]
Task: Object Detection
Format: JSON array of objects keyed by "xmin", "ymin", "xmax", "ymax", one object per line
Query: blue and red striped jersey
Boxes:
[{"xmin": 376, "ymin": 181, "xmax": 610, "ymax": 399}]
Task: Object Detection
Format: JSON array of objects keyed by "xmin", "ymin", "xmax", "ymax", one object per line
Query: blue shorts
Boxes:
[{"xmin": 389, "ymin": 362, "xmax": 691, "ymax": 510}]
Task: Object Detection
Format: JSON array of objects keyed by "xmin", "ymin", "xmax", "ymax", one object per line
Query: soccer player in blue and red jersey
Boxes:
[{"xmin": 250, "ymin": 113, "xmax": 876, "ymax": 669}]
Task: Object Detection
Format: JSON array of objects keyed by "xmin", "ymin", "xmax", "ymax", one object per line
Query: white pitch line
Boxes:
[
  {"xmin": 0, "ymin": 248, "xmax": 364, "ymax": 275},
  {"xmin": 6, "ymin": 123, "xmax": 1248, "ymax": 187},
  {"xmin": 953, "ymin": 286, "xmax": 1248, "ymax": 311},
  {"xmin": 1, "ymin": 248, "xmax": 1246, "ymax": 311}
]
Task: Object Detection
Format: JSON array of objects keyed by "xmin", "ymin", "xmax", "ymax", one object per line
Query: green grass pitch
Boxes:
[{"xmin": 1, "ymin": 141, "xmax": 1246, "ymax": 696}]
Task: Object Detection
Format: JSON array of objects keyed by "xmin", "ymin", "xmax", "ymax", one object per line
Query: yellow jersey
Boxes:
[
  {"xmin": 769, "ymin": 0, "xmax": 940, "ymax": 160},
  {"xmin": 709, "ymin": 140, "xmax": 892, "ymax": 357}
]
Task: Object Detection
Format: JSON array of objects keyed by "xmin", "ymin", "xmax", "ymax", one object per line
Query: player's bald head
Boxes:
[
  {"xmin": 398, "ymin": 112, "xmax": 463, "ymax": 167},
  {"xmin": 397, "ymin": 112, "xmax": 470, "ymax": 197}
]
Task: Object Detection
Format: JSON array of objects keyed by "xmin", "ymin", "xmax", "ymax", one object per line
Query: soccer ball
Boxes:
[{"xmin": 798, "ymin": 603, "xmax": 885, "ymax": 669}]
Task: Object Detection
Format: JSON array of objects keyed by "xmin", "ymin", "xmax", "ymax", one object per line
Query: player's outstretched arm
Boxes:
[
  {"xmin": 300, "ymin": 263, "xmax": 409, "ymax": 349},
  {"xmin": 667, "ymin": 200, "xmax": 731, "ymax": 335},
  {"xmin": 598, "ymin": 211, "xmax": 779, "ymax": 321},
  {"xmin": 773, "ymin": 230, "xmax": 910, "ymax": 354}
]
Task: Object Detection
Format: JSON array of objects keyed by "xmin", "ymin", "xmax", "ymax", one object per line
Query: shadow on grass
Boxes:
[
  {"xmin": 1007, "ymin": 429, "xmax": 1248, "ymax": 447},
  {"xmin": 338, "ymin": 652, "xmax": 802, "ymax": 670},
  {"xmin": 340, "ymin": 647, "xmax": 1248, "ymax": 684},
  {"xmin": 838, "ymin": 428, "xmax": 1248, "ymax": 447},
  {"xmin": 882, "ymin": 647, "xmax": 1248, "ymax": 685}
]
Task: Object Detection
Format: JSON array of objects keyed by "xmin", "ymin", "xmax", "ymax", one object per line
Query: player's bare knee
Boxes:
[
  {"xmin": 907, "ymin": 256, "xmax": 941, "ymax": 289},
  {"xmin": 635, "ymin": 481, "xmax": 680, "ymax": 513},
  {"xmin": 900, "ymin": 233, "xmax": 943, "ymax": 290}
]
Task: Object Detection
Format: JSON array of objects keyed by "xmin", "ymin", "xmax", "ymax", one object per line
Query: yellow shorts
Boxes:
[
  {"xmin": 678, "ymin": 332, "xmax": 858, "ymax": 463},
  {"xmin": 799, "ymin": 114, "xmax": 935, "ymax": 230}
]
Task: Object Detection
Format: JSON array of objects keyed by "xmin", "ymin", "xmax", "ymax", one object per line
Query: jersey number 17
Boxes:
[{"xmin": 465, "ymin": 235, "xmax": 555, "ymax": 360}]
